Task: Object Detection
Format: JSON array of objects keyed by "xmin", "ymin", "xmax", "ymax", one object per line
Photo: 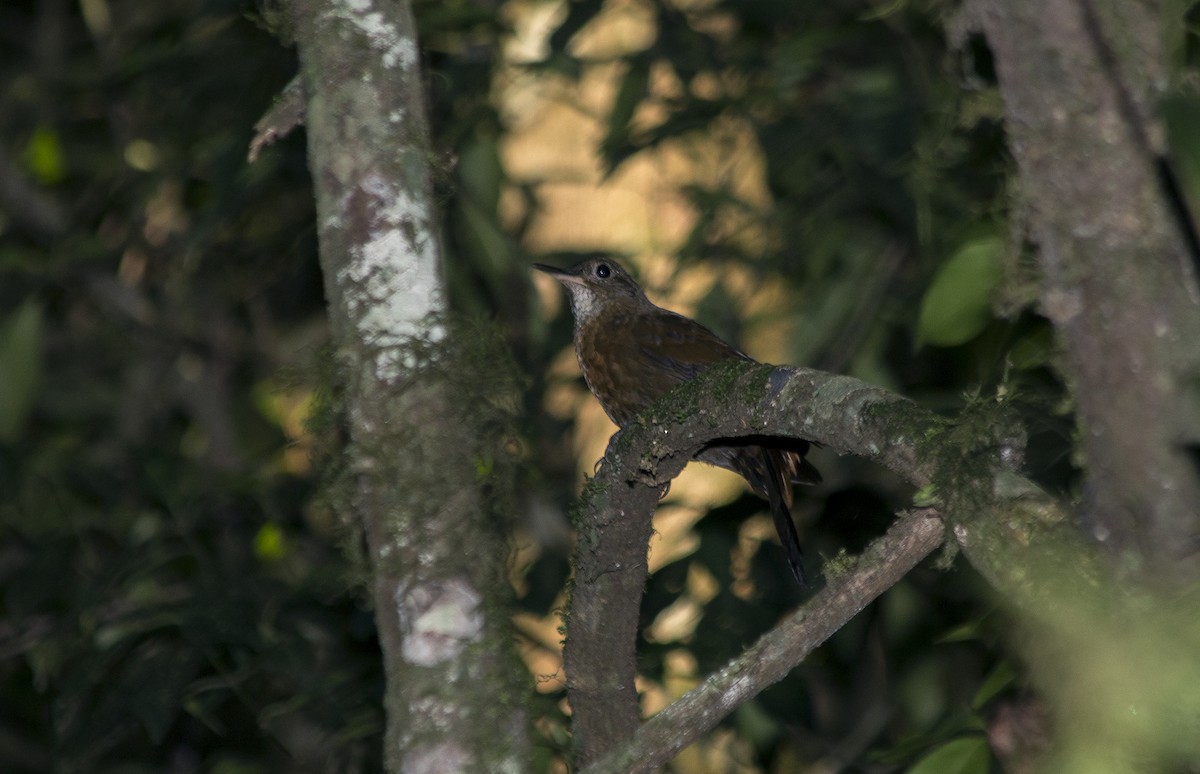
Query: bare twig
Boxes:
[{"xmin": 248, "ymin": 75, "xmax": 305, "ymax": 163}]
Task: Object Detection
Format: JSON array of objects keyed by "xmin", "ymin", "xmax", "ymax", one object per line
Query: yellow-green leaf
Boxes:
[
  {"xmin": 917, "ymin": 237, "xmax": 1004, "ymax": 347},
  {"xmin": 912, "ymin": 483, "xmax": 939, "ymax": 507},
  {"xmin": 254, "ymin": 523, "xmax": 288, "ymax": 562},
  {"xmin": 972, "ymin": 659, "xmax": 1018, "ymax": 709},
  {"xmin": 907, "ymin": 736, "xmax": 991, "ymax": 774},
  {"xmin": 24, "ymin": 127, "xmax": 67, "ymax": 184}
]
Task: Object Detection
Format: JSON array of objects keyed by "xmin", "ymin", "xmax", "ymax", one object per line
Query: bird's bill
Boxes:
[{"xmin": 532, "ymin": 263, "xmax": 585, "ymax": 286}]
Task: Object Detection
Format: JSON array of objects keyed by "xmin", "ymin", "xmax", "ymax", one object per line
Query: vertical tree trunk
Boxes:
[
  {"xmin": 291, "ymin": 1, "xmax": 530, "ymax": 770},
  {"xmin": 963, "ymin": 0, "xmax": 1200, "ymax": 583}
]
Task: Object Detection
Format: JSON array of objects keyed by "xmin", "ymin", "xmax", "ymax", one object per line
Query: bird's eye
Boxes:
[{"xmin": 595, "ymin": 263, "xmax": 611, "ymax": 279}]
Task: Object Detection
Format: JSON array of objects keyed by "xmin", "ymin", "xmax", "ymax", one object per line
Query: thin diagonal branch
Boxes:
[{"xmin": 248, "ymin": 75, "xmax": 305, "ymax": 163}]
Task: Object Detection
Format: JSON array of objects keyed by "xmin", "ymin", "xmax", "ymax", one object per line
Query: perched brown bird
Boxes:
[{"xmin": 534, "ymin": 258, "xmax": 820, "ymax": 585}]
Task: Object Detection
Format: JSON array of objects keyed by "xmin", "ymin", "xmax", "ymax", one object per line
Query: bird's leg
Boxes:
[
  {"xmin": 595, "ymin": 426, "xmax": 627, "ymax": 475},
  {"xmin": 598, "ymin": 428, "xmax": 674, "ymax": 501}
]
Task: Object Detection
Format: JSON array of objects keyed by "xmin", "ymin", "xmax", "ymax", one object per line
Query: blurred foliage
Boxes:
[
  {"xmin": 2, "ymin": 0, "xmax": 1198, "ymax": 771},
  {"xmin": 0, "ymin": 299, "xmax": 43, "ymax": 442},
  {"xmin": 0, "ymin": 0, "xmax": 505, "ymax": 770}
]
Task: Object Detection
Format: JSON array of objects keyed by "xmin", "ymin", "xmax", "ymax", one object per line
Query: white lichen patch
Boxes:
[
  {"xmin": 723, "ymin": 673, "xmax": 754, "ymax": 709},
  {"xmin": 328, "ymin": 0, "xmax": 419, "ymax": 73},
  {"xmin": 397, "ymin": 577, "xmax": 484, "ymax": 666},
  {"xmin": 335, "ymin": 172, "xmax": 446, "ymax": 380},
  {"xmin": 410, "ymin": 696, "xmax": 458, "ymax": 731},
  {"xmin": 402, "ymin": 742, "xmax": 470, "ymax": 774}
]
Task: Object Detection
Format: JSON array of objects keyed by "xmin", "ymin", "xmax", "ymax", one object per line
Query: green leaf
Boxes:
[
  {"xmin": 23, "ymin": 126, "xmax": 67, "ymax": 184},
  {"xmin": 935, "ymin": 620, "xmax": 981, "ymax": 644},
  {"xmin": 1163, "ymin": 94, "xmax": 1200, "ymax": 211},
  {"xmin": 768, "ymin": 32, "xmax": 827, "ymax": 90},
  {"xmin": 208, "ymin": 757, "xmax": 267, "ymax": 774},
  {"xmin": 254, "ymin": 523, "xmax": 289, "ymax": 562},
  {"xmin": 972, "ymin": 659, "xmax": 1018, "ymax": 709},
  {"xmin": 458, "ymin": 137, "xmax": 504, "ymax": 214},
  {"xmin": 1008, "ymin": 325, "xmax": 1054, "ymax": 370},
  {"xmin": 0, "ymin": 298, "xmax": 44, "ymax": 442},
  {"xmin": 458, "ymin": 195, "xmax": 510, "ymax": 272},
  {"xmin": 859, "ymin": 0, "xmax": 909, "ymax": 21},
  {"xmin": 917, "ymin": 236, "xmax": 1004, "ymax": 347},
  {"xmin": 912, "ymin": 483, "xmax": 940, "ymax": 507},
  {"xmin": 907, "ymin": 736, "xmax": 991, "ymax": 774}
]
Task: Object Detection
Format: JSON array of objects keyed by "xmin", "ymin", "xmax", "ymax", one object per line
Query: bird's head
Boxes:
[{"xmin": 533, "ymin": 258, "xmax": 648, "ymax": 325}]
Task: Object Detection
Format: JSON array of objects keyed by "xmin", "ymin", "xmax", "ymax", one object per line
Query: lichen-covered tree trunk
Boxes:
[
  {"xmin": 291, "ymin": 0, "xmax": 530, "ymax": 770},
  {"xmin": 962, "ymin": 0, "xmax": 1200, "ymax": 583}
]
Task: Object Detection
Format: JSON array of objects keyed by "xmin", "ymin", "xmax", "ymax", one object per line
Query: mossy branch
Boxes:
[{"xmin": 565, "ymin": 361, "xmax": 1075, "ymax": 768}]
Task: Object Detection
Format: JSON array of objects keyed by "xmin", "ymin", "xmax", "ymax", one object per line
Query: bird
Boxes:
[{"xmin": 534, "ymin": 257, "xmax": 820, "ymax": 585}]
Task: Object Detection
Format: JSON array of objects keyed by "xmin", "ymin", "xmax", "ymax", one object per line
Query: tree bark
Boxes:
[
  {"xmin": 959, "ymin": 0, "xmax": 1200, "ymax": 582},
  {"xmin": 290, "ymin": 1, "xmax": 530, "ymax": 771}
]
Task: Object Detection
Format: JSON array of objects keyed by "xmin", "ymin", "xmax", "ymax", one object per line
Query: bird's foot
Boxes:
[
  {"xmin": 595, "ymin": 428, "xmax": 628, "ymax": 474},
  {"xmin": 597, "ymin": 428, "xmax": 673, "ymax": 498}
]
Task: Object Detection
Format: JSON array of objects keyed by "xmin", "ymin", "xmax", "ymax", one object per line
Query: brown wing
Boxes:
[
  {"xmin": 631, "ymin": 309, "xmax": 749, "ymax": 381},
  {"xmin": 579, "ymin": 309, "xmax": 746, "ymax": 426}
]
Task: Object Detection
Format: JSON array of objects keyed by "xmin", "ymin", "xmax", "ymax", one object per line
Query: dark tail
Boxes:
[{"xmin": 762, "ymin": 452, "xmax": 807, "ymax": 587}]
